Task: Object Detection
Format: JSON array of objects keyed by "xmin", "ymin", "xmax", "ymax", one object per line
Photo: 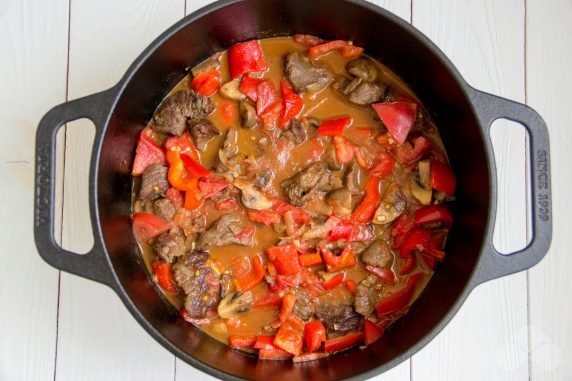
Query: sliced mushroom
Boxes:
[
  {"xmin": 418, "ymin": 160, "xmax": 431, "ymax": 188},
  {"xmin": 220, "ymin": 79, "xmax": 246, "ymax": 101},
  {"xmin": 346, "ymin": 57, "xmax": 378, "ymax": 82},
  {"xmin": 191, "ymin": 52, "xmax": 222, "ymax": 76},
  {"xmin": 239, "ymin": 101, "xmax": 258, "ymax": 128},
  {"xmin": 234, "ymin": 178, "xmax": 273, "ymax": 210},
  {"xmin": 409, "ymin": 173, "xmax": 432, "ymax": 205},
  {"xmin": 217, "ymin": 291, "xmax": 253, "ymax": 319},
  {"xmin": 373, "ymin": 185, "xmax": 407, "ymax": 224}
]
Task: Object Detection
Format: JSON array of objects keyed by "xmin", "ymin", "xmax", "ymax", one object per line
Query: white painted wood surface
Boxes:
[{"xmin": 0, "ymin": 0, "xmax": 569, "ymax": 380}]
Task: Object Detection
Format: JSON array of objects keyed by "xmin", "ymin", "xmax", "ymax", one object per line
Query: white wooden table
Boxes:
[{"xmin": 1, "ymin": 0, "xmax": 570, "ymax": 380}]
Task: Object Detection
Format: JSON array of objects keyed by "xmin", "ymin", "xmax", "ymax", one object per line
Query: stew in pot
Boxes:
[{"xmin": 131, "ymin": 36, "xmax": 456, "ymax": 361}]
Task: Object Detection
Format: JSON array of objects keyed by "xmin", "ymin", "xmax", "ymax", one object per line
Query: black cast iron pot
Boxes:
[{"xmin": 34, "ymin": 0, "xmax": 553, "ymax": 379}]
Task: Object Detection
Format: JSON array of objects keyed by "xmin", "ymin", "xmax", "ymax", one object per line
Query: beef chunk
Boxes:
[
  {"xmin": 346, "ymin": 57, "xmax": 378, "ymax": 82},
  {"xmin": 196, "ymin": 214, "xmax": 255, "ymax": 250},
  {"xmin": 327, "ymin": 188, "xmax": 353, "ymax": 217},
  {"xmin": 173, "ymin": 250, "xmax": 221, "ymax": 319},
  {"xmin": 315, "ymin": 303, "xmax": 362, "ymax": 337},
  {"xmin": 345, "ymin": 162, "xmax": 363, "ymax": 195},
  {"xmin": 292, "ymin": 288, "xmax": 314, "ymax": 321},
  {"xmin": 154, "ymin": 198, "xmax": 176, "ymax": 220},
  {"xmin": 347, "ymin": 81, "xmax": 387, "ymax": 106},
  {"xmin": 153, "ymin": 231, "xmax": 186, "ymax": 263},
  {"xmin": 139, "ymin": 164, "xmax": 169, "ymax": 200},
  {"xmin": 281, "ymin": 163, "xmax": 343, "ymax": 206},
  {"xmin": 361, "ymin": 240, "xmax": 393, "ymax": 268},
  {"xmin": 281, "ymin": 118, "xmax": 307, "ymax": 145},
  {"xmin": 255, "ymin": 169, "xmax": 273, "ymax": 189},
  {"xmin": 152, "ymin": 90, "xmax": 214, "ymax": 136},
  {"xmin": 354, "ymin": 275, "xmax": 383, "ymax": 316},
  {"xmin": 285, "ymin": 52, "xmax": 333, "ymax": 92},
  {"xmin": 373, "ymin": 185, "xmax": 407, "ymax": 224},
  {"xmin": 188, "ymin": 119, "xmax": 220, "ymax": 151}
]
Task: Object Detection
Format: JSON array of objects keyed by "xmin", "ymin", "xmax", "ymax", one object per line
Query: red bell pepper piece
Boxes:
[
  {"xmin": 279, "ymin": 79, "xmax": 304, "ymax": 128},
  {"xmin": 375, "ymin": 273, "xmax": 424, "ymax": 317},
  {"xmin": 165, "ymin": 132, "xmax": 200, "ymax": 161},
  {"xmin": 319, "ymin": 245, "xmax": 356, "ymax": 272},
  {"xmin": 298, "ymin": 253, "xmax": 323, "ymax": 267},
  {"xmin": 273, "ymin": 199, "xmax": 309, "ymax": 224},
  {"xmin": 151, "ymin": 260, "xmax": 178, "ymax": 293},
  {"xmin": 232, "ymin": 254, "xmax": 265, "ymax": 292},
  {"xmin": 184, "ymin": 187, "xmax": 202, "ymax": 211},
  {"xmin": 364, "ymin": 320, "xmax": 385, "ymax": 345},
  {"xmin": 253, "ymin": 292, "xmax": 283, "ymax": 308},
  {"xmin": 220, "ymin": 101, "xmax": 237, "ymax": 123},
  {"xmin": 345, "ymin": 279, "xmax": 357, "ymax": 294},
  {"xmin": 365, "ymin": 265, "xmax": 397, "ymax": 285},
  {"xmin": 197, "ymin": 175, "xmax": 230, "ymax": 198},
  {"xmin": 248, "ymin": 210, "xmax": 281, "ymax": 225},
  {"xmin": 166, "ymin": 187, "xmax": 183, "ymax": 208},
  {"xmin": 317, "ymin": 116, "xmax": 352, "ymax": 136},
  {"xmin": 228, "ymin": 40, "xmax": 268, "ymax": 79},
  {"xmin": 132, "ymin": 212, "xmax": 170, "ymax": 242},
  {"xmin": 278, "ymin": 293, "xmax": 297, "ymax": 323},
  {"xmin": 390, "ymin": 213, "xmax": 415, "ymax": 249},
  {"xmin": 369, "ymin": 152, "xmax": 395, "ymax": 179},
  {"xmin": 399, "ymin": 255, "xmax": 415, "ymax": 275},
  {"xmin": 267, "ymin": 244, "xmax": 301, "ymax": 275},
  {"xmin": 191, "ymin": 68, "xmax": 221, "ymax": 96},
  {"xmin": 399, "ymin": 227, "xmax": 432, "ymax": 258},
  {"xmin": 293, "ymin": 34, "xmax": 324, "ymax": 47},
  {"xmin": 430, "ymin": 159, "xmax": 456, "ymax": 196},
  {"xmin": 132, "ymin": 129, "xmax": 166, "ymax": 176},
  {"xmin": 372, "ymin": 101, "xmax": 417, "ymax": 144},
  {"xmin": 180, "ymin": 153, "xmax": 209, "ymax": 178},
  {"xmin": 394, "ymin": 136, "xmax": 432, "ymax": 166},
  {"xmin": 259, "ymin": 348, "xmax": 293, "ymax": 360},
  {"xmin": 328, "ymin": 220, "xmax": 355, "ymax": 241},
  {"xmin": 214, "ymin": 198, "xmax": 238, "ymax": 211},
  {"xmin": 300, "ymin": 268, "xmax": 326, "ymax": 298},
  {"xmin": 351, "ymin": 175, "xmax": 381, "ymax": 223},
  {"xmin": 259, "ymin": 101, "xmax": 283, "ymax": 128},
  {"xmin": 414, "ymin": 205, "xmax": 453, "ymax": 228},
  {"xmin": 340, "ymin": 44, "xmax": 364, "ymax": 59},
  {"xmin": 308, "ymin": 40, "xmax": 363, "ymax": 60},
  {"xmin": 229, "ymin": 335, "xmax": 257, "ymax": 349},
  {"xmin": 239, "ymin": 75, "xmax": 264, "ymax": 102},
  {"xmin": 324, "ymin": 332, "xmax": 364, "ymax": 353},
  {"xmin": 274, "ymin": 314, "xmax": 305, "ymax": 355},
  {"xmin": 256, "ymin": 80, "xmax": 279, "ymax": 115},
  {"xmin": 304, "ymin": 320, "xmax": 326, "ymax": 352},
  {"xmin": 333, "ymin": 136, "xmax": 355, "ymax": 164},
  {"xmin": 254, "ymin": 335, "xmax": 276, "ymax": 350},
  {"xmin": 322, "ymin": 272, "xmax": 345, "ymax": 290}
]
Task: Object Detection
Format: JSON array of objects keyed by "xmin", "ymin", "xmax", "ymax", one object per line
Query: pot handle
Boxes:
[
  {"xmin": 469, "ymin": 88, "xmax": 552, "ymax": 285},
  {"xmin": 34, "ymin": 88, "xmax": 116, "ymax": 286}
]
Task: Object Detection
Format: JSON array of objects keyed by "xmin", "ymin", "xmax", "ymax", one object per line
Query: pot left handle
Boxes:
[{"xmin": 34, "ymin": 88, "xmax": 116, "ymax": 286}]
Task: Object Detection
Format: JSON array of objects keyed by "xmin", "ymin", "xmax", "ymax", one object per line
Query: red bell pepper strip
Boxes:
[
  {"xmin": 248, "ymin": 210, "xmax": 281, "ymax": 225},
  {"xmin": 354, "ymin": 147, "xmax": 370, "ymax": 169},
  {"xmin": 267, "ymin": 244, "xmax": 301, "ymax": 275},
  {"xmin": 399, "ymin": 227, "xmax": 432, "ymax": 258},
  {"xmin": 333, "ymin": 136, "xmax": 355, "ymax": 164},
  {"xmin": 228, "ymin": 40, "xmax": 268, "ymax": 79},
  {"xmin": 340, "ymin": 44, "xmax": 364, "ymax": 59},
  {"xmin": 369, "ymin": 152, "xmax": 395, "ymax": 179},
  {"xmin": 254, "ymin": 335, "xmax": 276, "ymax": 350},
  {"xmin": 328, "ymin": 220, "xmax": 355, "ymax": 241},
  {"xmin": 191, "ymin": 68, "xmax": 221, "ymax": 96},
  {"xmin": 372, "ymin": 101, "xmax": 417, "ymax": 144},
  {"xmin": 229, "ymin": 335, "xmax": 257, "ymax": 349},
  {"xmin": 399, "ymin": 255, "xmax": 415, "ymax": 275},
  {"xmin": 259, "ymin": 101, "xmax": 283, "ymax": 129},
  {"xmin": 324, "ymin": 332, "xmax": 364, "ymax": 353},
  {"xmin": 365, "ymin": 265, "xmax": 397, "ymax": 285},
  {"xmin": 319, "ymin": 245, "xmax": 356, "ymax": 272},
  {"xmin": 304, "ymin": 320, "xmax": 326, "ymax": 352},
  {"xmin": 180, "ymin": 153, "xmax": 210, "ymax": 178},
  {"xmin": 232, "ymin": 255, "xmax": 265, "ymax": 292},
  {"xmin": 274, "ymin": 314, "xmax": 305, "ymax": 355},
  {"xmin": 184, "ymin": 187, "xmax": 202, "ymax": 211},
  {"xmin": 132, "ymin": 130, "xmax": 166, "ymax": 176},
  {"xmin": 253, "ymin": 292, "xmax": 283, "ymax": 308},
  {"xmin": 364, "ymin": 320, "xmax": 385, "ymax": 345},
  {"xmin": 300, "ymin": 268, "xmax": 326, "ymax": 298},
  {"xmin": 273, "ymin": 199, "xmax": 309, "ymax": 223},
  {"xmin": 166, "ymin": 149, "xmax": 198, "ymax": 191},
  {"xmin": 166, "ymin": 187, "xmax": 183, "ymax": 208},
  {"xmin": 132, "ymin": 212, "xmax": 170, "ymax": 242},
  {"xmin": 390, "ymin": 213, "xmax": 415, "ymax": 249},
  {"xmin": 152, "ymin": 260, "xmax": 178, "ymax": 293},
  {"xmin": 351, "ymin": 175, "xmax": 381, "ymax": 223},
  {"xmin": 308, "ymin": 40, "xmax": 363, "ymax": 60},
  {"xmin": 259, "ymin": 348, "xmax": 293, "ymax": 360},
  {"xmin": 414, "ymin": 205, "xmax": 453, "ymax": 228},
  {"xmin": 279, "ymin": 79, "xmax": 304, "ymax": 128},
  {"xmin": 256, "ymin": 80, "xmax": 279, "ymax": 115},
  {"xmin": 394, "ymin": 136, "xmax": 432, "ymax": 166},
  {"xmin": 293, "ymin": 34, "xmax": 323, "ymax": 47},
  {"xmin": 316, "ymin": 116, "xmax": 352, "ymax": 136},
  {"xmin": 322, "ymin": 272, "xmax": 345, "ymax": 290},
  {"xmin": 165, "ymin": 132, "xmax": 200, "ymax": 161},
  {"xmin": 239, "ymin": 75, "xmax": 264, "ymax": 101},
  {"xmin": 345, "ymin": 279, "xmax": 357, "ymax": 294},
  {"xmin": 278, "ymin": 293, "xmax": 297, "ymax": 323},
  {"xmin": 375, "ymin": 273, "xmax": 424, "ymax": 317},
  {"xmin": 298, "ymin": 252, "xmax": 323, "ymax": 267},
  {"xmin": 430, "ymin": 159, "xmax": 456, "ymax": 196},
  {"xmin": 197, "ymin": 175, "xmax": 230, "ymax": 198}
]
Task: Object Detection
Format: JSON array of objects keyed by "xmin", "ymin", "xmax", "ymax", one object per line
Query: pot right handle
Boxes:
[{"xmin": 469, "ymin": 88, "xmax": 552, "ymax": 285}]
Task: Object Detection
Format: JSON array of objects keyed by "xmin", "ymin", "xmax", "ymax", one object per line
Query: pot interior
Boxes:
[{"xmin": 96, "ymin": 0, "xmax": 490, "ymax": 379}]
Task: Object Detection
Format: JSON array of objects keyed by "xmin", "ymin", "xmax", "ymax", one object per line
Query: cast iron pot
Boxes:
[{"xmin": 34, "ymin": 0, "xmax": 553, "ymax": 379}]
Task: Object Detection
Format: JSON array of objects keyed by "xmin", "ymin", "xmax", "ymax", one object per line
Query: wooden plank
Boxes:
[
  {"xmin": 527, "ymin": 0, "xmax": 572, "ymax": 379},
  {"xmin": 410, "ymin": 1, "xmax": 530, "ymax": 380},
  {"xmin": 0, "ymin": 0, "xmax": 68, "ymax": 379},
  {"xmin": 56, "ymin": 1, "xmax": 183, "ymax": 380}
]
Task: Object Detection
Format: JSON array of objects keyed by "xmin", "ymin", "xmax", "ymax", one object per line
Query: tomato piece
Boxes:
[
  {"xmin": 180, "ymin": 153, "xmax": 209, "ymax": 178},
  {"xmin": 316, "ymin": 116, "xmax": 352, "ymax": 136},
  {"xmin": 399, "ymin": 255, "xmax": 415, "ymax": 275},
  {"xmin": 274, "ymin": 314, "xmax": 305, "ymax": 355},
  {"xmin": 340, "ymin": 44, "xmax": 364, "ymax": 59},
  {"xmin": 267, "ymin": 243, "xmax": 301, "ymax": 275},
  {"xmin": 239, "ymin": 75, "xmax": 264, "ymax": 102},
  {"xmin": 259, "ymin": 101, "xmax": 283, "ymax": 129},
  {"xmin": 304, "ymin": 320, "xmax": 326, "ymax": 352},
  {"xmin": 273, "ymin": 199, "xmax": 309, "ymax": 223},
  {"xmin": 278, "ymin": 293, "xmax": 297, "ymax": 323},
  {"xmin": 279, "ymin": 79, "xmax": 304, "ymax": 128},
  {"xmin": 228, "ymin": 40, "xmax": 268, "ymax": 79},
  {"xmin": 369, "ymin": 152, "xmax": 395, "ymax": 179},
  {"xmin": 232, "ymin": 255, "xmax": 265, "ymax": 292},
  {"xmin": 324, "ymin": 332, "xmax": 364, "ymax": 353},
  {"xmin": 375, "ymin": 273, "xmax": 424, "ymax": 317},
  {"xmin": 152, "ymin": 260, "xmax": 178, "ymax": 293},
  {"xmin": 132, "ymin": 130, "xmax": 166, "ymax": 176},
  {"xmin": 390, "ymin": 213, "xmax": 415, "ymax": 249},
  {"xmin": 365, "ymin": 265, "xmax": 397, "ymax": 285},
  {"xmin": 430, "ymin": 159, "xmax": 456, "ymax": 196},
  {"xmin": 298, "ymin": 253, "xmax": 323, "ymax": 267},
  {"xmin": 248, "ymin": 210, "xmax": 281, "ymax": 225},
  {"xmin": 319, "ymin": 245, "xmax": 356, "ymax": 272},
  {"xmin": 132, "ymin": 212, "xmax": 170, "ymax": 242},
  {"xmin": 166, "ymin": 187, "xmax": 183, "ymax": 208},
  {"xmin": 328, "ymin": 220, "xmax": 355, "ymax": 241},
  {"xmin": 259, "ymin": 348, "xmax": 293, "ymax": 360},
  {"xmin": 399, "ymin": 227, "xmax": 432, "ymax": 258},
  {"xmin": 364, "ymin": 320, "xmax": 384, "ymax": 345},
  {"xmin": 293, "ymin": 34, "xmax": 323, "ymax": 47},
  {"xmin": 345, "ymin": 279, "xmax": 357, "ymax": 294},
  {"xmin": 256, "ymin": 80, "xmax": 279, "ymax": 115},
  {"xmin": 253, "ymin": 292, "xmax": 283, "ymax": 308},
  {"xmin": 394, "ymin": 136, "xmax": 432, "ymax": 167},
  {"xmin": 198, "ymin": 175, "xmax": 230, "ymax": 198},
  {"xmin": 351, "ymin": 175, "xmax": 381, "ymax": 223},
  {"xmin": 191, "ymin": 68, "xmax": 221, "ymax": 96},
  {"xmin": 308, "ymin": 40, "xmax": 362, "ymax": 59},
  {"xmin": 220, "ymin": 101, "xmax": 237, "ymax": 123},
  {"xmin": 229, "ymin": 335, "xmax": 257, "ymax": 349},
  {"xmin": 414, "ymin": 205, "xmax": 453, "ymax": 228},
  {"xmin": 372, "ymin": 101, "xmax": 417, "ymax": 144},
  {"xmin": 333, "ymin": 136, "xmax": 355, "ymax": 164},
  {"xmin": 322, "ymin": 272, "xmax": 345, "ymax": 290},
  {"xmin": 254, "ymin": 335, "xmax": 276, "ymax": 350}
]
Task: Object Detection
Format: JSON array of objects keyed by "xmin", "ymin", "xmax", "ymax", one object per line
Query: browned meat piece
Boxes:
[
  {"xmin": 154, "ymin": 198, "xmax": 176, "ymax": 220},
  {"xmin": 285, "ymin": 52, "xmax": 333, "ymax": 92},
  {"xmin": 196, "ymin": 214, "xmax": 255, "ymax": 250},
  {"xmin": 346, "ymin": 57, "xmax": 378, "ymax": 82},
  {"xmin": 347, "ymin": 81, "xmax": 387, "ymax": 106},
  {"xmin": 315, "ymin": 303, "xmax": 362, "ymax": 338},
  {"xmin": 327, "ymin": 188, "xmax": 353, "ymax": 217},
  {"xmin": 361, "ymin": 240, "xmax": 394, "ymax": 268},
  {"xmin": 139, "ymin": 164, "xmax": 169, "ymax": 200},
  {"xmin": 173, "ymin": 250, "xmax": 221, "ymax": 319},
  {"xmin": 153, "ymin": 231, "xmax": 186, "ymax": 263},
  {"xmin": 345, "ymin": 162, "xmax": 363, "ymax": 195},
  {"xmin": 188, "ymin": 119, "xmax": 220, "ymax": 151},
  {"xmin": 255, "ymin": 169, "xmax": 273, "ymax": 189},
  {"xmin": 292, "ymin": 288, "xmax": 314, "ymax": 321},
  {"xmin": 152, "ymin": 90, "xmax": 214, "ymax": 136},
  {"xmin": 354, "ymin": 275, "xmax": 383, "ymax": 316},
  {"xmin": 373, "ymin": 185, "xmax": 407, "ymax": 224},
  {"xmin": 324, "ymin": 143, "xmax": 341, "ymax": 170},
  {"xmin": 281, "ymin": 163, "xmax": 343, "ymax": 206},
  {"xmin": 281, "ymin": 119, "xmax": 307, "ymax": 145}
]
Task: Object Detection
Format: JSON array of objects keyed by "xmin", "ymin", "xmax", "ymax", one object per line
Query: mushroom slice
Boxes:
[
  {"xmin": 239, "ymin": 101, "xmax": 258, "ymax": 128},
  {"xmin": 217, "ymin": 291, "xmax": 253, "ymax": 319},
  {"xmin": 220, "ymin": 79, "xmax": 246, "ymax": 101},
  {"xmin": 234, "ymin": 178, "xmax": 273, "ymax": 210},
  {"xmin": 409, "ymin": 173, "xmax": 432, "ymax": 205},
  {"xmin": 373, "ymin": 185, "xmax": 407, "ymax": 224}
]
